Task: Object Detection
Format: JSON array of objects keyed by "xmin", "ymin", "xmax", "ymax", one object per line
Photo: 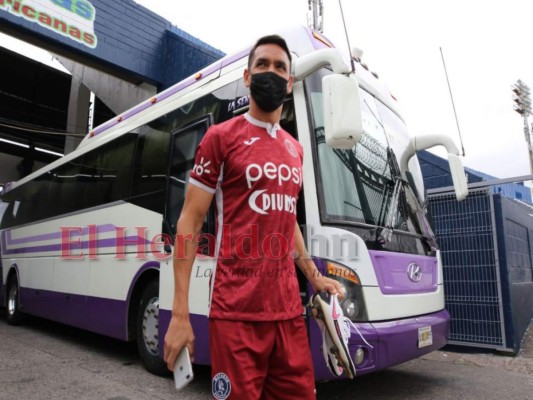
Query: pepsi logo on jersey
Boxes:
[{"xmin": 245, "ymin": 162, "xmax": 302, "ymax": 189}]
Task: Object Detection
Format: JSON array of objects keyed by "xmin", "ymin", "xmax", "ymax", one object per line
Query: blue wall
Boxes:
[
  {"xmin": 423, "ymin": 150, "xmax": 533, "ymax": 352},
  {"xmin": 494, "ymin": 195, "xmax": 533, "ymax": 352},
  {"xmin": 418, "ymin": 150, "xmax": 532, "ymax": 203},
  {"xmin": 0, "ymin": 0, "xmax": 225, "ymax": 89},
  {"xmin": 417, "ymin": 150, "xmax": 483, "ymax": 190}
]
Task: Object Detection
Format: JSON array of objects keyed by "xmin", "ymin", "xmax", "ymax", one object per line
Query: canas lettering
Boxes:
[{"xmin": 0, "ymin": 0, "xmax": 97, "ymax": 48}]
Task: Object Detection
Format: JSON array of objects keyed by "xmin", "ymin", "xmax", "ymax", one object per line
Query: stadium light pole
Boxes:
[
  {"xmin": 308, "ymin": 0, "xmax": 323, "ymax": 32},
  {"xmin": 512, "ymin": 79, "xmax": 533, "ymax": 174}
]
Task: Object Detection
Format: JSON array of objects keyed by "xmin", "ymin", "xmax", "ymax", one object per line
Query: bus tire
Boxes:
[
  {"xmin": 136, "ymin": 279, "xmax": 169, "ymax": 376},
  {"xmin": 6, "ymin": 276, "xmax": 24, "ymax": 326}
]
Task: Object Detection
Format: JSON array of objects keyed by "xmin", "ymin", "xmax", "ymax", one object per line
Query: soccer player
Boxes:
[{"xmin": 164, "ymin": 34, "xmax": 342, "ymax": 399}]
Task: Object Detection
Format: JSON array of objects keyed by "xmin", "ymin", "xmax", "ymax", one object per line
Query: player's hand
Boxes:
[
  {"xmin": 163, "ymin": 316, "xmax": 195, "ymax": 371},
  {"xmin": 312, "ymin": 275, "xmax": 344, "ymax": 300}
]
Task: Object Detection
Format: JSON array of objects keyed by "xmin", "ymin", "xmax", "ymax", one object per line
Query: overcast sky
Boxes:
[
  {"xmin": 1, "ymin": 1, "xmax": 532, "ymax": 180},
  {"xmin": 135, "ymin": 0, "xmax": 533, "ymax": 180}
]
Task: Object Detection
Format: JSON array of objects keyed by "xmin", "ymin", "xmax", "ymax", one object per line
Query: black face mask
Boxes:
[{"xmin": 250, "ymin": 72, "xmax": 288, "ymax": 113}]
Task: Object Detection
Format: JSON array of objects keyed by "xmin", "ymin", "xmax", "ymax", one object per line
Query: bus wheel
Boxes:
[
  {"xmin": 136, "ymin": 279, "xmax": 169, "ymax": 376},
  {"xmin": 6, "ymin": 276, "xmax": 24, "ymax": 325}
]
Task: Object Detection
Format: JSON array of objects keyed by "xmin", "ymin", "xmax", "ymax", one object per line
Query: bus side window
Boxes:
[
  {"xmin": 0, "ymin": 200, "xmax": 16, "ymax": 229},
  {"xmin": 48, "ymin": 160, "xmax": 81, "ymax": 218},
  {"xmin": 166, "ymin": 117, "xmax": 212, "ymax": 236},
  {"xmin": 77, "ymin": 134, "xmax": 136, "ymax": 210},
  {"xmin": 0, "ymin": 201, "xmax": 9, "ymax": 229},
  {"xmin": 129, "ymin": 126, "xmax": 170, "ymax": 214},
  {"xmin": 0, "ymin": 179, "xmax": 48, "ymax": 228},
  {"xmin": 5, "ymin": 184, "xmax": 35, "ymax": 227},
  {"xmin": 132, "ymin": 126, "xmax": 169, "ymax": 196},
  {"xmin": 280, "ymin": 96, "xmax": 297, "ymax": 139}
]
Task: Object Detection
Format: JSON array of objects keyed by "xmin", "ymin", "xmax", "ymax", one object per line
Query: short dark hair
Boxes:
[{"xmin": 248, "ymin": 34, "xmax": 292, "ymax": 70}]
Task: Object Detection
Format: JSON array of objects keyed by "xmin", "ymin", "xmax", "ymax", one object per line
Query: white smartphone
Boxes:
[{"xmin": 173, "ymin": 346, "xmax": 194, "ymax": 390}]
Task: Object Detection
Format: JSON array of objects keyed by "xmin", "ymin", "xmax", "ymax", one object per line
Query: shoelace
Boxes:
[
  {"xmin": 309, "ymin": 294, "xmax": 374, "ymax": 350},
  {"xmin": 344, "ymin": 318, "xmax": 374, "ymax": 349}
]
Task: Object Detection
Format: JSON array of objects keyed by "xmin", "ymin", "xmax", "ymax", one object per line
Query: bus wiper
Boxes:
[
  {"xmin": 404, "ymin": 180, "xmax": 439, "ymax": 250},
  {"xmin": 378, "ymin": 175, "xmax": 403, "ymax": 243},
  {"xmin": 377, "ymin": 149, "xmax": 438, "ymax": 249},
  {"xmin": 376, "ymin": 148, "xmax": 403, "ymax": 244}
]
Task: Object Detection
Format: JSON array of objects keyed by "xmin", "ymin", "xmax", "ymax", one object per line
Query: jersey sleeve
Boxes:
[{"xmin": 189, "ymin": 125, "xmax": 225, "ymax": 193}]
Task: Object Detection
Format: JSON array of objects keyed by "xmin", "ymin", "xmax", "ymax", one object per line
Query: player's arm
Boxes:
[
  {"xmin": 293, "ymin": 222, "xmax": 344, "ymax": 298},
  {"xmin": 164, "ymin": 184, "xmax": 214, "ymax": 370}
]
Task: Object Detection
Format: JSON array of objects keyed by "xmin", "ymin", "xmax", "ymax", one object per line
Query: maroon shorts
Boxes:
[{"xmin": 209, "ymin": 317, "xmax": 316, "ymax": 400}]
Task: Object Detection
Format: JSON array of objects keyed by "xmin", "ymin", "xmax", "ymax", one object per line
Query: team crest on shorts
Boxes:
[{"xmin": 212, "ymin": 372, "xmax": 231, "ymax": 399}]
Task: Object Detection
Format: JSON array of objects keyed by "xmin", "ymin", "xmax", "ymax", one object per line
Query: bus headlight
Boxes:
[
  {"xmin": 343, "ymin": 298, "xmax": 359, "ymax": 320},
  {"xmin": 325, "ymin": 261, "xmax": 367, "ymax": 321}
]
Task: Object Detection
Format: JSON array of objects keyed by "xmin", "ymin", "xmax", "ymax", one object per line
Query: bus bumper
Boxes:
[{"xmin": 310, "ymin": 309, "xmax": 450, "ymax": 381}]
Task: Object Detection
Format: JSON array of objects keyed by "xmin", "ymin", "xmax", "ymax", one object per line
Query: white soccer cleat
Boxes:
[{"xmin": 310, "ymin": 291, "xmax": 356, "ymax": 379}]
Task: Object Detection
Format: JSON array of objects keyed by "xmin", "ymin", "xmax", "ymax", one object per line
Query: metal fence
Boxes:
[{"xmin": 428, "ymin": 188, "xmax": 508, "ymax": 350}]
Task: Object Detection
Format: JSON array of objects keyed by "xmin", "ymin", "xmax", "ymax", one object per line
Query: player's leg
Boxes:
[
  {"xmin": 261, "ymin": 317, "xmax": 316, "ymax": 400},
  {"xmin": 210, "ymin": 319, "xmax": 275, "ymax": 400}
]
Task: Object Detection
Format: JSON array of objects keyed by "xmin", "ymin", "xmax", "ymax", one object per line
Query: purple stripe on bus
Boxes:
[
  {"xmin": 20, "ymin": 286, "xmax": 128, "ymax": 340},
  {"xmin": 369, "ymin": 250, "xmax": 438, "ymax": 294},
  {"xmin": 121, "ymin": 96, "xmax": 161, "ymax": 119},
  {"xmin": 4, "ymin": 224, "xmax": 116, "ymax": 245},
  {"xmin": 122, "ymin": 101, "xmax": 153, "ymax": 118},
  {"xmin": 0, "ymin": 254, "xmax": 3, "ymax": 304},
  {"xmin": 91, "ymin": 119, "xmax": 117, "ymax": 136},
  {"xmin": 221, "ymin": 48, "xmax": 249, "ymax": 69},
  {"xmin": 17, "ymin": 261, "xmax": 162, "ymax": 342},
  {"xmin": 125, "ymin": 261, "xmax": 160, "ymax": 303},
  {"xmin": 2, "ymin": 235, "xmax": 151, "ymax": 255}
]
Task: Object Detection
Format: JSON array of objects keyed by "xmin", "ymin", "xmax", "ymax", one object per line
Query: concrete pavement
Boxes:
[
  {"xmin": 421, "ymin": 320, "xmax": 533, "ymax": 376},
  {"xmin": 0, "ymin": 315, "xmax": 532, "ymax": 399}
]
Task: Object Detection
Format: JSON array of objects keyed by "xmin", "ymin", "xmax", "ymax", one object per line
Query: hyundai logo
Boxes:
[{"xmin": 407, "ymin": 263, "xmax": 422, "ymax": 282}]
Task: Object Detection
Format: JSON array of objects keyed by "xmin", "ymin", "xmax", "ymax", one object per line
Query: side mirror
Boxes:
[
  {"xmin": 400, "ymin": 134, "xmax": 469, "ymax": 202},
  {"xmin": 322, "ymin": 74, "xmax": 363, "ymax": 149},
  {"xmin": 448, "ymin": 153, "xmax": 468, "ymax": 201}
]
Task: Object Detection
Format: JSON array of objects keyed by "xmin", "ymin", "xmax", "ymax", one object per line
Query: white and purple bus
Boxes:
[{"xmin": 0, "ymin": 26, "xmax": 467, "ymax": 380}]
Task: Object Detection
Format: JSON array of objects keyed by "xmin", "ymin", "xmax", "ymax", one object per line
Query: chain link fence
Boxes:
[{"xmin": 427, "ymin": 178, "xmax": 533, "ymax": 353}]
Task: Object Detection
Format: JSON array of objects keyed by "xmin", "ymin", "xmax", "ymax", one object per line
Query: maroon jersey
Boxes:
[{"xmin": 189, "ymin": 114, "xmax": 303, "ymax": 321}]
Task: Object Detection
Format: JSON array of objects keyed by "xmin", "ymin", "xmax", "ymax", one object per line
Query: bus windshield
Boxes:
[{"xmin": 307, "ymin": 70, "xmax": 436, "ymax": 253}]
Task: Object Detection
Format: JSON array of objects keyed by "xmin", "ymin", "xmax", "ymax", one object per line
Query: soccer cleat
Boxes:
[{"xmin": 310, "ymin": 291, "xmax": 356, "ymax": 379}]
